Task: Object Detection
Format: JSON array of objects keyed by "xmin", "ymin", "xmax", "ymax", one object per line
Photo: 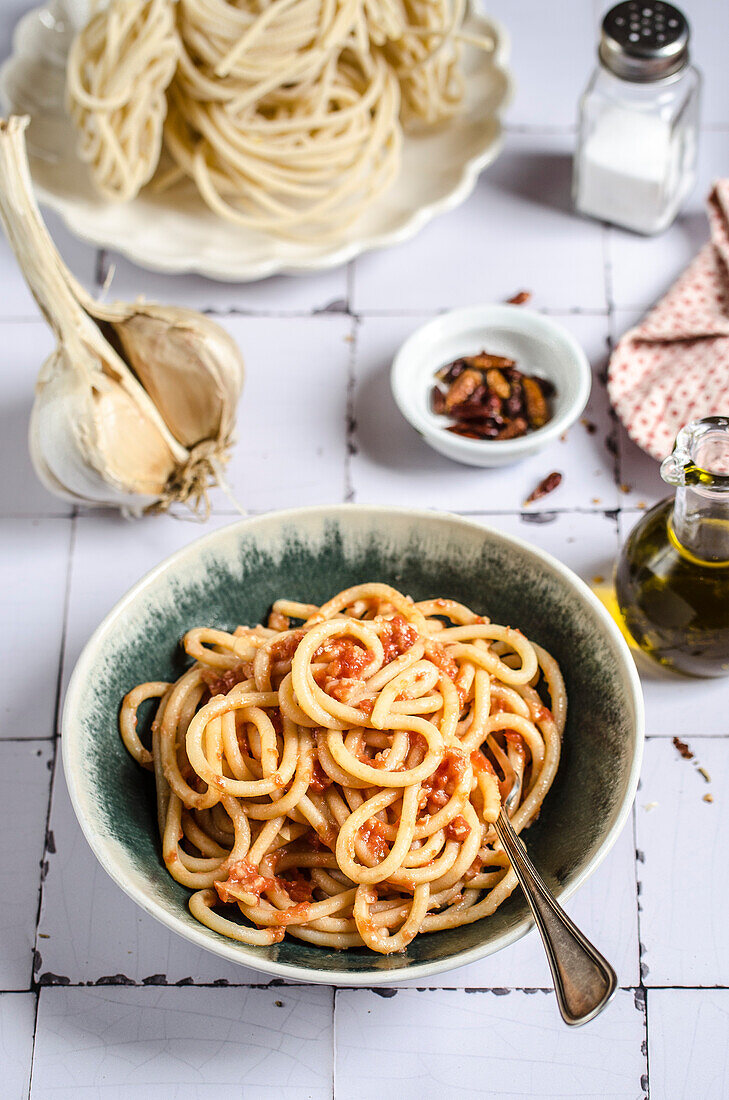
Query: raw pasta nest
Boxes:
[{"xmin": 66, "ymin": 0, "xmax": 493, "ymax": 238}]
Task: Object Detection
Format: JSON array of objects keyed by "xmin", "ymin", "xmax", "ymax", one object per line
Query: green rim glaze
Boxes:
[{"xmin": 62, "ymin": 505, "xmax": 644, "ymax": 986}]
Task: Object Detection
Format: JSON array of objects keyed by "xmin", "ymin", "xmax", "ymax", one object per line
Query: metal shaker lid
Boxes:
[{"xmin": 599, "ymin": 2, "xmax": 690, "ymax": 83}]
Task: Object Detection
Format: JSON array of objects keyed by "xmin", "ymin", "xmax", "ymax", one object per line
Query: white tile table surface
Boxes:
[{"xmin": 1, "ymin": 1, "xmax": 727, "ymax": 1097}]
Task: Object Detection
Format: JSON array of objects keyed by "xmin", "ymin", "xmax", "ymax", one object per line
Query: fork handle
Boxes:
[{"xmin": 494, "ymin": 811, "xmax": 617, "ymax": 1026}]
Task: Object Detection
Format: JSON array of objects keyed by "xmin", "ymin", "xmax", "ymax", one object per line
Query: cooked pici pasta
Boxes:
[{"xmin": 121, "ymin": 583, "xmax": 565, "ymax": 954}]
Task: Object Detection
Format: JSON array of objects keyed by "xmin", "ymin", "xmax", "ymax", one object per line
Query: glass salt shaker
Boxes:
[
  {"xmin": 615, "ymin": 417, "xmax": 729, "ymax": 678},
  {"xmin": 573, "ymin": 1, "xmax": 701, "ymax": 235}
]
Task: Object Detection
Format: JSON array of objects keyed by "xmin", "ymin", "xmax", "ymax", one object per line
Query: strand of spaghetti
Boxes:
[
  {"xmin": 336, "ymin": 785, "xmax": 419, "ymax": 884},
  {"xmin": 159, "ymin": 667, "xmax": 219, "ymax": 810},
  {"xmin": 534, "ymin": 642, "xmax": 568, "ymax": 734},
  {"xmin": 186, "ymin": 697, "xmax": 297, "ymax": 796},
  {"xmin": 183, "ymin": 627, "xmax": 256, "ymax": 669},
  {"xmin": 325, "ymin": 723, "xmax": 444, "ymax": 786},
  {"xmin": 354, "ymin": 882, "xmax": 430, "ymax": 952},
  {"xmin": 119, "ymin": 681, "xmax": 169, "ymax": 767},
  {"xmin": 190, "ymin": 888, "xmax": 285, "ymax": 945}
]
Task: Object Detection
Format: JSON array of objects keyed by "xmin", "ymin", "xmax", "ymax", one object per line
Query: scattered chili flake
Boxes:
[
  {"xmin": 619, "ymin": 483, "xmax": 632, "ymax": 494},
  {"xmin": 637, "ymin": 500, "xmax": 647, "ymax": 509},
  {"xmin": 703, "ymin": 793, "xmax": 714, "ymax": 803},
  {"xmin": 591, "ymin": 497, "xmax": 601, "ymax": 505},
  {"xmin": 506, "ymin": 290, "xmax": 532, "ymax": 305},
  {"xmin": 524, "ymin": 471, "xmax": 563, "ymax": 506},
  {"xmin": 580, "ymin": 417, "xmax": 597, "ymax": 434},
  {"xmin": 672, "ymin": 736, "xmax": 693, "ymax": 761},
  {"xmin": 591, "ymin": 574, "xmax": 605, "ymax": 585}
]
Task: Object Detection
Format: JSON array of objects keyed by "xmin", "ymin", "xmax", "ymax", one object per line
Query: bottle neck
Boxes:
[{"xmin": 670, "ymin": 484, "xmax": 729, "ymax": 565}]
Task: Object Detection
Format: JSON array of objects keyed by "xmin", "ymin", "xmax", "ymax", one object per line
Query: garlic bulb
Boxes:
[{"xmin": 0, "ymin": 116, "xmax": 244, "ymax": 514}]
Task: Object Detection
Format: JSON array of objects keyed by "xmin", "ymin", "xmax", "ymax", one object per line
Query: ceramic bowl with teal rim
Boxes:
[{"xmin": 62, "ymin": 506, "xmax": 644, "ymax": 986}]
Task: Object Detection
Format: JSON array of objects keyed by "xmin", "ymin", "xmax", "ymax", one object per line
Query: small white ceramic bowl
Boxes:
[{"xmin": 391, "ymin": 305, "xmax": 592, "ymax": 467}]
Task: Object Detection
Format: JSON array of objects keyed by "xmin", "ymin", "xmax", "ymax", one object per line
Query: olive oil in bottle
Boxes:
[{"xmin": 616, "ymin": 417, "xmax": 729, "ymax": 678}]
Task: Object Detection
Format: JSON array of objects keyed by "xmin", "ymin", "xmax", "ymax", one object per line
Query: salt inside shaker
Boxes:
[{"xmin": 573, "ymin": 2, "xmax": 700, "ymax": 235}]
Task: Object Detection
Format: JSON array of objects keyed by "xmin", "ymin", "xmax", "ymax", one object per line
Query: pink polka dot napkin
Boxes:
[{"xmin": 608, "ymin": 181, "xmax": 729, "ymax": 460}]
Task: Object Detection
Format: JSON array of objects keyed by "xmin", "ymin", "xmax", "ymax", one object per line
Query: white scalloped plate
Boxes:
[{"xmin": 0, "ymin": 0, "xmax": 512, "ymax": 281}]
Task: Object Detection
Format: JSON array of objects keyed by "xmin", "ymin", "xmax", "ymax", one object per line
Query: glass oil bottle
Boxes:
[{"xmin": 615, "ymin": 417, "xmax": 729, "ymax": 677}]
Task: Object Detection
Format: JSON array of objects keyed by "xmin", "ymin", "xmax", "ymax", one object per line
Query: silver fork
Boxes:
[{"xmin": 487, "ymin": 735, "xmax": 617, "ymax": 1026}]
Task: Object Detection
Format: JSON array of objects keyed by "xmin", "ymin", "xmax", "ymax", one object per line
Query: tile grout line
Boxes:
[
  {"xmin": 30, "ymin": 512, "xmax": 75, "ymax": 936},
  {"xmin": 4, "ymin": 979, "xmax": 728, "ymax": 996},
  {"xmin": 0, "ymin": 736, "xmax": 56, "ymax": 743},
  {"xmin": 1, "ymin": 505, "xmax": 631, "ymax": 521},
  {"xmin": 331, "ymin": 987, "xmax": 337, "ymax": 1100},
  {"xmin": 602, "ymin": 218, "xmax": 649, "ymax": 1097},
  {"xmin": 25, "ymin": 512, "xmax": 75, "ymax": 1099},
  {"xmin": 644, "ymin": 733, "xmax": 729, "ymax": 740},
  {"xmin": 343, "ymin": 315, "xmax": 359, "ymax": 503},
  {"xmin": 52, "ymin": 511, "xmax": 78, "ymax": 739},
  {"xmin": 8, "ymin": 981, "xmax": 711, "ymax": 993},
  {"xmin": 29, "ymin": 514, "xmax": 77, "ymax": 999},
  {"xmin": 644, "ymin": 986, "xmax": 652, "ymax": 1100},
  {"xmin": 23, "ymin": 989, "xmax": 39, "ymax": 1100},
  {"xmin": 198, "ymin": 506, "xmax": 630, "ymax": 519},
  {"xmin": 631, "ymin": 800, "xmax": 650, "ymax": 1099},
  {"xmin": 12, "ymin": 981, "xmax": 729, "ymax": 993},
  {"xmin": 0, "ymin": 306, "xmax": 614, "ymax": 323},
  {"xmin": 600, "ymin": 225, "xmax": 629, "ymax": 506},
  {"xmin": 352, "ymin": 306, "xmax": 611, "ymax": 318},
  {"xmin": 0, "ymin": 513, "xmax": 74, "ymax": 521}
]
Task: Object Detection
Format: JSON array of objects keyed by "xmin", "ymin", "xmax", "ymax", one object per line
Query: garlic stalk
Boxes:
[{"xmin": 0, "ymin": 115, "xmax": 244, "ymax": 514}]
